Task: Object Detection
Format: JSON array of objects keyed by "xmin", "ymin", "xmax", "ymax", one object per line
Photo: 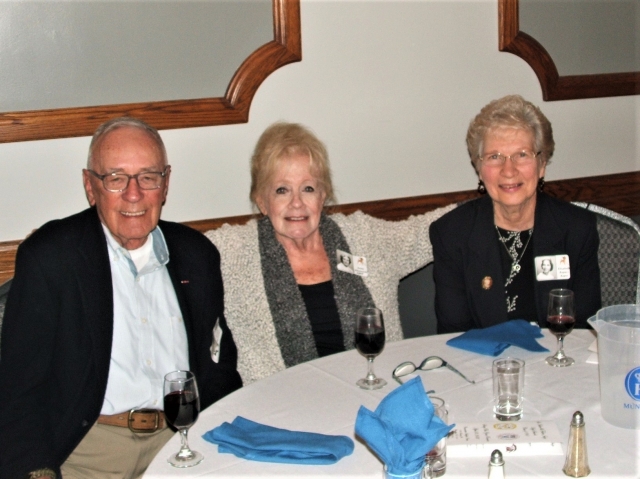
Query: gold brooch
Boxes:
[{"xmin": 482, "ymin": 276, "xmax": 493, "ymax": 290}]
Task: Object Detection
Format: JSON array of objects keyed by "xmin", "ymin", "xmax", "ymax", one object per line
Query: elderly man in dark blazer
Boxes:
[{"xmin": 0, "ymin": 118, "xmax": 242, "ymax": 479}]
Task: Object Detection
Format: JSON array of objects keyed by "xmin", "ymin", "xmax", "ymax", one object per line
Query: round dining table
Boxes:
[{"xmin": 143, "ymin": 329, "xmax": 639, "ymax": 478}]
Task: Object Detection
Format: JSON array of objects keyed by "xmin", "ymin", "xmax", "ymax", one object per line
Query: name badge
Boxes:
[
  {"xmin": 336, "ymin": 249, "xmax": 368, "ymax": 277},
  {"xmin": 535, "ymin": 255, "xmax": 570, "ymax": 281},
  {"xmin": 210, "ymin": 317, "xmax": 222, "ymax": 363}
]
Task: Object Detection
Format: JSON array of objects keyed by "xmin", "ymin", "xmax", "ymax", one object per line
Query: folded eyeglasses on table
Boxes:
[{"xmin": 392, "ymin": 356, "xmax": 476, "ymax": 385}]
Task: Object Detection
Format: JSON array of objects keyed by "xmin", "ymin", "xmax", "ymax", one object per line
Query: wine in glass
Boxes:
[
  {"xmin": 355, "ymin": 307, "xmax": 387, "ymax": 389},
  {"xmin": 164, "ymin": 370, "xmax": 203, "ymax": 467},
  {"xmin": 546, "ymin": 288, "xmax": 576, "ymax": 367}
]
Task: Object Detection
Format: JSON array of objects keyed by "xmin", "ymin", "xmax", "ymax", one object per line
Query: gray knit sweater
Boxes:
[{"xmin": 205, "ymin": 205, "xmax": 456, "ymax": 384}]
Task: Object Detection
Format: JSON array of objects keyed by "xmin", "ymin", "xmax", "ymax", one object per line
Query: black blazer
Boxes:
[
  {"xmin": 0, "ymin": 208, "xmax": 242, "ymax": 479},
  {"xmin": 429, "ymin": 193, "xmax": 601, "ymax": 334}
]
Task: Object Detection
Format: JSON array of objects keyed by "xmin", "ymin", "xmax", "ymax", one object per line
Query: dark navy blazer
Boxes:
[
  {"xmin": 0, "ymin": 207, "xmax": 242, "ymax": 479},
  {"xmin": 429, "ymin": 193, "xmax": 601, "ymax": 333}
]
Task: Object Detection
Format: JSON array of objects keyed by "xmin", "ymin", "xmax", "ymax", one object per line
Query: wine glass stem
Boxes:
[
  {"xmin": 555, "ymin": 336, "xmax": 566, "ymax": 359},
  {"xmin": 176, "ymin": 429, "xmax": 195, "ymax": 460},
  {"xmin": 366, "ymin": 356, "xmax": 377, "ymax": 381}
]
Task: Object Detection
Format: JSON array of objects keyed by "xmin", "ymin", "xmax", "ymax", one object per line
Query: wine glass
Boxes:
[
  {"xmin": 163, "ymin": 370, "xmax": 203, "ymax": 467},
  {"xmin": 355, "ymin": 307, "xmax": 386, "ymax": 389},
  {"xmin": 546, "ymin": 288, "xmax": 576, "ymax": 367}
]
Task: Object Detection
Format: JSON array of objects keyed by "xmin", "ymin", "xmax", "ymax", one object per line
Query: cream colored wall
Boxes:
[{"xmin": 0, "ymin": 0, "xmax": 637, "ymax": 242}]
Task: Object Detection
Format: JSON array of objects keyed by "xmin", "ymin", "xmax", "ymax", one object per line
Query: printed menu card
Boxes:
[{"xmin": 447, "ymin": 421, "xmax": 563, "ymax": 457}]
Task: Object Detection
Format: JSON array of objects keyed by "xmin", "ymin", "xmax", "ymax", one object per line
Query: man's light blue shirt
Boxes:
[{"xmin": 100, "ymin": 225, "xmax": 189, "ymax": 414}]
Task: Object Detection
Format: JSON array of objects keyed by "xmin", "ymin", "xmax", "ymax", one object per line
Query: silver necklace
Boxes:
[{"xmin": 495, "ymin": 226, "xmax": 533, "ymax": 274}]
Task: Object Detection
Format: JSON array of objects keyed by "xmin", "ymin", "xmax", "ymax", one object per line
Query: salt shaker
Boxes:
[
  {"xmin": 563, "ymin": 411, "xmax": 591, "ymax": 477},
  {"xmin": 488, "ymin": 449, "xmax": 505, "ymax": 479}
]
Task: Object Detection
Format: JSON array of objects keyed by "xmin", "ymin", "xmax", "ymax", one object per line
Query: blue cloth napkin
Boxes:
[
  {"xmin": 355, "ymin": 377, "xmax": 454, "ymax": 475},
  {"xmin": 446, "ymin": 319, "xmax": 549, "ymax": 356},
  {"xmin": 202, "ymin": 416, "xmax": 354, "ymax": 465}
]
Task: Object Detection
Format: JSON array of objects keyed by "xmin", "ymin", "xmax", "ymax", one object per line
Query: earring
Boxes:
[
  {"xmin": 477, "ymin": 180, "xmax": 486, "ymax": 194},
  {"xmin": 538, "ymin": 177, "xmax": 545, "ymax": 191}
]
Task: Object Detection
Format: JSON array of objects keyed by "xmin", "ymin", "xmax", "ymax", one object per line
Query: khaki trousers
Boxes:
[{"xmin": 61, "ymin": 422, "xmax": 174, "ymax": 479}]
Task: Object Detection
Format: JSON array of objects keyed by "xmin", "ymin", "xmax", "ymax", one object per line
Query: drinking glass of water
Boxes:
[
  {"xmin": 492, "ymin": 358, "xmax": 525, "ymax": 421},
  {"xmin": 424, "ymin": 396, "xmax": 448, "ymax": 478}
]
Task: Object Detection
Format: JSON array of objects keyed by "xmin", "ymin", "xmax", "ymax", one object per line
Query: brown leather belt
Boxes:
[{"xmin": 98, "ymin": 409, "xmax": 166, "ymax": 433}]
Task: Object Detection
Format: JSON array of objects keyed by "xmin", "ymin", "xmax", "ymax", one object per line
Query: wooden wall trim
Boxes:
[
  {"xmin": 1, "ymin": 171, "xmax": 639, "ymax": 284},
  {"xmin": 498, "ymin": 0, "xmax": 640, "ymax": 101},
  {"xmin": 0, "ymin": 0, "xmax": 302, "ymax": 143}
]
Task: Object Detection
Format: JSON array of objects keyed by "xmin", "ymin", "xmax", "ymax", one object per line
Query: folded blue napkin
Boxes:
[
  {"xmin": 446, "ymin": 319, "xmax": 549, "ymax": 356},
  {"xmin": 202, "ymin": 416, "xmax": 354, "ymax": 465},
  {"xmin": 355, "ymin": 377, "xmax": 454, "ymax": 475}
]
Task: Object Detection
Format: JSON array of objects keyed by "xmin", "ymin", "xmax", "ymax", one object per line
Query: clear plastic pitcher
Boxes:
[{"xmin": 588, "ymin": 305, "xmax": 640, "ymax": 429}]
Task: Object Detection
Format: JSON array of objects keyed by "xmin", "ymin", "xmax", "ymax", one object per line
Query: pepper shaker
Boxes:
[
  {"xmin": 488, "ymin": 449, "xmax": 505, "ymax": 479},
  {"xmin": 563, "ymin": 411, "xmax": 591, "ymax": 477}
]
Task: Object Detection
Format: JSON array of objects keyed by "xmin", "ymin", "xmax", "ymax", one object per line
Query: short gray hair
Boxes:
[
  {"xmin": 466, "ymin": 95, "xmax": 554, "ymax": 171},
  {"xmin": 87, "ymin": 117, "xmax": 167, "ymax": 169}
]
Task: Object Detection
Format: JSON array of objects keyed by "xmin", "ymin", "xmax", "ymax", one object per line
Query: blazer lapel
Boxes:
[
  {"xmin": 76, "ymin": 210, "xmax": 114, "ymax": 385},
  {"xmin": 467, "ymin": 198, "xmax": 509, "ymax": 327},
  {"xmin": 160, "ymin": 225, "xmax": 198, "ymax": 368},
  {"xmin": 165, "ymin": 252, "xmax": 195, "ymax": 364},
  {"xmin": 533, "ymin": 193, "xmax": 567, "ymax": 255}
]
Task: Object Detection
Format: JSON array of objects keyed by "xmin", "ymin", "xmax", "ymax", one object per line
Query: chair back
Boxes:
[{"xmin": 573, "ymin": 202, "xmax": 640, "ymax": 306}]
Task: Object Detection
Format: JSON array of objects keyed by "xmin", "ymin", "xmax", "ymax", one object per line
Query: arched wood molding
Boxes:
[
  {"xmin": 499, "ymin": 0, "xmax": 640, "ymax": 101},
  {"xmin": 1, "ymin": 170, "xmax": 639, "ymax": 285},
  {"xmin": 0, "ymin": 0, "xmax": 301, "ymax": 143}
]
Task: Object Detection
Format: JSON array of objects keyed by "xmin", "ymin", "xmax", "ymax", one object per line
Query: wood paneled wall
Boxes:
[{"xmin": 1, "ymin": 170, "xmax": 638, "ymax": 285}]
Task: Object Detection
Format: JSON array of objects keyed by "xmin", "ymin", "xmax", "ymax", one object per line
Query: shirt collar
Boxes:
[{"xmin": 102, "ymin": 224, "xmax": 170, "ymax": 276}]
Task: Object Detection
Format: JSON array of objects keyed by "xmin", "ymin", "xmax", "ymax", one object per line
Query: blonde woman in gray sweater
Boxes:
[{"xmin": 206, "ymin": 122, "xmax": 454, "ymax": 384}]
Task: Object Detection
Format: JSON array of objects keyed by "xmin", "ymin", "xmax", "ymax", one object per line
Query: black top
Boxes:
[
  {"xmin": 298, "ymin": 281, "xmax": 345, "ymax": 357},
  {"xmin": 496, "ymin": 226, "xmax": 538, "ymax": 323}
]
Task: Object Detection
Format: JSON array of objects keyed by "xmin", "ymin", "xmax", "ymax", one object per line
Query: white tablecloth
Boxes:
[{"xmin": 143, "ymin": 330, "xmax": 640, "ymax": 478}]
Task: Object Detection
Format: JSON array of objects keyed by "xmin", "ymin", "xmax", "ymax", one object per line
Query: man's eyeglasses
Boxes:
[
  {"xmin": 392, "ymin": 356, "xmax": 476, "ymax": 385},
  {"xmin": 479, "ymin": 150, "xmax": 540, "ymax": 168},
  {"xmin": 88, "ymin": 166, "xmax": 170, "ymax": 192}
]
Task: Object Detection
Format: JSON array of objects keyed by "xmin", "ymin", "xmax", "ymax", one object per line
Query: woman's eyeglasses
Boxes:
[
  {"xmin": 392, "ymin": 356, "xmax": 476, "ymax": 385},
  {"xmin": 479, "ymin": 150, "xmax": 540, "ymax": 168}
]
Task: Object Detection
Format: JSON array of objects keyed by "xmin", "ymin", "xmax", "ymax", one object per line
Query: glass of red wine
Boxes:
[
  {"xmin": 163, "ymin": 370, "xmax": 203, "ymax": 467},
  {"xmin": 546, "ymin": 288, "xmax": 576, "ymax": 367},
  {"xmin": 355, "ymin": 307, "xmax": 387, "ymax": 389}
]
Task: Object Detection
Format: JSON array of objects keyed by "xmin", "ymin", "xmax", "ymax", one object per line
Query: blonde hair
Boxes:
[
  {"xmin": 466, "ymin": 95, "xmax": 554, "ymax": 171},
  {"xmin": 250, "ymin": 122, "xmax": 335, "ymax": 209}
]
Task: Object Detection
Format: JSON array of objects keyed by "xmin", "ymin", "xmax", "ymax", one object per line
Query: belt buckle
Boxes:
[{"xmin": 128, "ymin": 408, "xmax": 160, "ymax": 433}]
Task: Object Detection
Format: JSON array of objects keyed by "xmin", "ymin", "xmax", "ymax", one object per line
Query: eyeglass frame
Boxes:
[
  {"xmin": 87, "ymin": 166, "xmax": 170, "ymax": 192},
  {"xmin": 392, "ymin": 355, "xmax": 476, "ymax": 385},
  {"xmin": 478, "ymin": 149, "xmax": 541, "ymax": 168}
]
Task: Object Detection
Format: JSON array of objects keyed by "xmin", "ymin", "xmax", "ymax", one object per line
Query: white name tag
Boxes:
[
  {"xmin": 535, "ymin": 255, "xmax": 570, "ymax": 281},
  {"xmin": 210, "ymin": 317, "xmax": 222, "ymax": 363},
  {"xmin": 336, "ymin": 249, "xmax": 368, "ymax": 277}
]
